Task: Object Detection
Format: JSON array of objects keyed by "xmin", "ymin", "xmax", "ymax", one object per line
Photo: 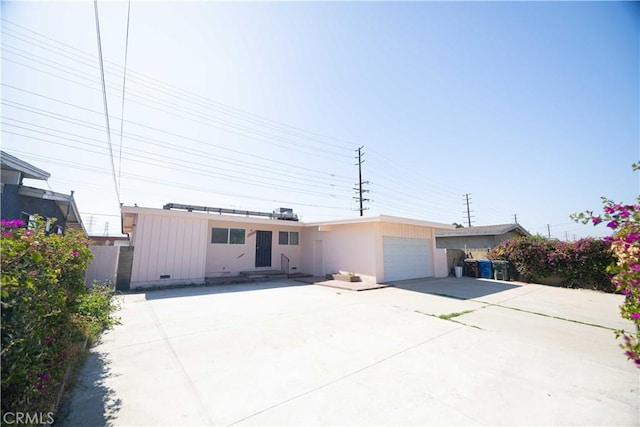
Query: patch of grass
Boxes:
[
  {"xmin": 438, "ymin": 310, "xmax": 475, "ymax": 320},
  {"xmin": 414, "ymin": 309, "xmax": 483, "ymax": 330}
]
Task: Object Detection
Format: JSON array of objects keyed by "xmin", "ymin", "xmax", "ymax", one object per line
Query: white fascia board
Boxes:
[
  {"xmin": 306, "ymin": 214, "xmax": 455, "ymax": 230},
  {"xmin": 1, "ymin": 151, "xmax": 50, "ymax": 180}
]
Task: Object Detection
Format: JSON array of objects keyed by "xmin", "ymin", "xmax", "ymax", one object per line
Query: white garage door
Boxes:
[{"xmin": 383, "ymin": 237, "xmax": 432, "ymax": 282}]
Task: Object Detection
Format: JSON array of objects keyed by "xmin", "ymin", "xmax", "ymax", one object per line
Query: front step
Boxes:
[{"xmin": 240, "ymin": 270, "xmax": 287, "ymax": 281}]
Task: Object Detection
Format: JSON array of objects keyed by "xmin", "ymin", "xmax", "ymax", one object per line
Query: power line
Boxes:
[
  {"xmin": 117, "ymin": 0, "xmax": 132, "ymax": 193},
  {"xmin": 0, "ymin": 20, "xmax": 356, "ymax": 153},
  {"xmin": 0, "ymin": 92, "xmax": 354, "ymax": 182},
  {"xmin": 5, "ymin": 149, "xmax": 352, "ymax": 211},
  {"xmin": 1, "ymin": 128, "xmax": 354, "ymax": 200},
  {"xmin": 93, "ymin": 0, "xmax": 120, "ymax": 206},
  {"xmin": 1, "ymin": 56, "xmax": 350, "ymax": 162},
  {"xmin": 0, "ymin": 106, "xmax": 352, "ymax": 186}
]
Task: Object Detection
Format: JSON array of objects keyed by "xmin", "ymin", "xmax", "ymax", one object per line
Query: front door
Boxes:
[{"xmin": 255, "ymin": 231, "xmax": 272, "ymax": 267}]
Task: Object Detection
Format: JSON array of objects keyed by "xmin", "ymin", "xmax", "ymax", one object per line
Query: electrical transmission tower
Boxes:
[
  {"xmin": 463, "ymin": 193, "xmax": 475, "ymax": 227},
  {"xmin": 103, "ymin": 221, "xmax": 110, "ymax": 236},
  {"xmin": 354, "ymin": 146, "xmax": 370, "ymax": 216},
  {"xmin": 87, "ymin": 215, "xmax": 96, "ymax": 234}
]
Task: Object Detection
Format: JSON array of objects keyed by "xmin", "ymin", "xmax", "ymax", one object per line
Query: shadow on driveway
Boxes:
[
  {"xmin": 142, "ymin": 280, "xmax": 310, "ymax": 301},
  {"xmin": 389, "ymin": 276, "xmax": 522, "ymax": 300},
  {"xmin": 57, "ymin": 351, "xmax": 121, "ymax": 426}
]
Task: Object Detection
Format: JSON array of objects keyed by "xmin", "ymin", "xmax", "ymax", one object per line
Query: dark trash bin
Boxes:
[
  {"xmin": 464, "ymin": 259, "xmax": 479, "ymax": 278},
  {"xmin": 492, "ymin": 260, "xmax": 510, "ymax": 281},
  {"xmin": 477, "ymin": 259, "xmax": 493, "ymax": 279}
]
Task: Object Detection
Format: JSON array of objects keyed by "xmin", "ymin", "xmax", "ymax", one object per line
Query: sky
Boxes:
[{"xmin": 1, "ymin": 0, "xmax": 638, "ymax": 239}]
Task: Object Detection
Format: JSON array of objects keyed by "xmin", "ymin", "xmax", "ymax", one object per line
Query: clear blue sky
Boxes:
[{"xmin": 1, "ymin": 1, "xmax": 638, "ymax": 238}]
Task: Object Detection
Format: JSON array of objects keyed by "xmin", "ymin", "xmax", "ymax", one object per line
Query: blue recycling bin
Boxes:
[{"xmin": 477, "ymin": 260, "xmax": 493, "ymax": 279}]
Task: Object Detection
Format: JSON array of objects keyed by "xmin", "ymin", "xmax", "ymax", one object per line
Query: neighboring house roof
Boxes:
[
  {"xmin": 19, "ymin": 186, "xmax": 86, "ymax": 234},
  {"xmin": 0, "ymin": 151, "xmax": 50, "ymax": 180},
  {"xmin": 435, "ymin": 223, "xmax": 530, "ymax": 238}
]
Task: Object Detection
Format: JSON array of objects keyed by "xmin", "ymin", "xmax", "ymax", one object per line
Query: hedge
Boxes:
[{"xmin": 1, "ymin": 217, "xmax": 120, "ymax": 422}]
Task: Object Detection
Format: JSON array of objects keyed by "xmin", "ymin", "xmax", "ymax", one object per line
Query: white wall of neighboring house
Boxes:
[
  {"xmin": 205, "ymin": 219, "xmax": 303, "ymax": 277},
  {"xmin": 130, "ymin": 212, "xmax": 208, "ymax": 288},
  {"xmin": 433, "ymin": 248, "xmax": 448, "ymax": 278}
]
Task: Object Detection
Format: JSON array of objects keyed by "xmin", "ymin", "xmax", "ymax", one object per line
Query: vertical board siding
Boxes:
[{"xmin": 130, "ymin": 214, "xmax": 207, "ymax": 284}]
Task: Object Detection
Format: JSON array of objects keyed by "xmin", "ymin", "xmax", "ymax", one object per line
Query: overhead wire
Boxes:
[
  {"xmin": 92, "ymin": 0, "xmax": 120, "ymax": 206},
  {"xmin": 117, "ymin": 0, "xmax": 132, "ymax": 193},
  {"xmin": 0, "ymin": 21, "xmax": 356, "ymax": 154},
  {"xmin": 0, "ymin": 101, "xmax": 353, "ymax": 185},
  {"xmin": 6, "ymin": 149, "xmax": 352, "ymax": 211},
  {"xmin": 1, "ymin": 54, "xmax": 351, "ymax": 162},
  {"xmin": 1, "ymin": 120, "xmax": 354, "ymax": 197}
]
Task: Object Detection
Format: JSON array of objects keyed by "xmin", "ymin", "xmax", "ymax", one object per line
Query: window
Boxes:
[
  {"xmin": 212, "ymin": 228, "xmax": 245, "ymax": 244},
  {"xmin": 290, "ymin": 232, "xmax": 299, "ymax": 245},
  {"xmin": 278, "ymin": 231, "xmax": 299, "ymax": 245},
  {"xmin": 212, "ymin": 228, "xmax": 228, "ymax": 244},
  {"xmin": 279, "ymin": 231, "xmax": 289, "ymax": 245},
  {"xmin": 229, "ymin": 228, "xmax": 245, "ymax": 244}
]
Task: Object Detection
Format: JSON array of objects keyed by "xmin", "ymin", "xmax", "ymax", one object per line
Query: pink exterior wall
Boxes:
[
  {"xmin": 205, "ymin": 220, "xmax": 302, "ymax": 277},
  {"xmin": 301, "ymin": 222, "xmax": 379, "ymax": 282}
]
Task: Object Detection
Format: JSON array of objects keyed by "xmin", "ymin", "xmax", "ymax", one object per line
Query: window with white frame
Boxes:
[
  {"xmin": 211, "ymin": 227, "xmax": 245, "ymax": 244},
  {"xmin": 278, "ymin": 231, "xmax": 299, "ymax": 245}
]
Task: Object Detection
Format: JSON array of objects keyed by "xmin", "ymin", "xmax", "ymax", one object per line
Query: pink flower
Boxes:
[
  {"xmin": 72, "ymin": 251, "xmax": 79, "ymax": 257},
  {"xmin": 630, "ymin": 313, "xmax": 640, "ymax": 320},
  {"xmin": 607, "ymin": 220, "xmax": 619, "ymax": 229},
  {"xmin": 27, "ymin": 270, "xmax": 37, "ymax": 277}
]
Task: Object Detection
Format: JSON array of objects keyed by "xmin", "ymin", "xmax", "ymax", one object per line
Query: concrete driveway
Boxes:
[{"xmin": 60, "ymin": 277, "xmax": 639, "ymax": 426}]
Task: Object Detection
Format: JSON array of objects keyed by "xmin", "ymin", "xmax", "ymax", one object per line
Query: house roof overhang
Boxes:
[
  {"xmin": 1, "ymin": 151, "xmax": 50, "ymax": 180},
  {"xmin": 120, "ymin": 206, "xmax": 456, "ymax": 234},
  {"xmin": 18, "ymin": 186, "xmax": 86, "ymax": 234},
  {"xmin": 305, "ymin": 214, "xmax": 455, "ymax": 230}
]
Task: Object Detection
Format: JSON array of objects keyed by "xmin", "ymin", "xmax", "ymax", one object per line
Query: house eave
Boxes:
[{"xmin": 1, "ymin": 151, "xmax": 50, "ymax": 180}]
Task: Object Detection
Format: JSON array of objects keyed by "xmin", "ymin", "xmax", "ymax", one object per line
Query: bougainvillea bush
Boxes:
[
  {"xmin": 572, "ymin": 162, "xmax": 640, "ymax": 368},
  {"xmin": 1, "ymin": 217, "xmax": 120, "ymax": 418},
  {"xmin": 488, "ymin": 236, "xmax": 614, "ymax": 291}
]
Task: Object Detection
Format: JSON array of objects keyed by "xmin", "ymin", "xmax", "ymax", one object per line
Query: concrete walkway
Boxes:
[{"xmin": 59, "ymin": 277, "xmax": 639, "ymax": 426}]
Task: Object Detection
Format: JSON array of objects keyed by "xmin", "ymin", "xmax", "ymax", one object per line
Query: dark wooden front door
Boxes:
[{"xmin": 255, "ymin": 231, "xmax": 272, "ymax": 267}]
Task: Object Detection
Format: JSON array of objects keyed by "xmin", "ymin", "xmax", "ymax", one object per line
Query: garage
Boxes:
[{"xmin": 383, "ymin": 237, "xmax": 432, "ymax": 282}]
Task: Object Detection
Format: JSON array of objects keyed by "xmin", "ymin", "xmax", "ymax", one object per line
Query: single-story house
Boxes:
[
  {"xmin": 1, "ymin": 151, "xmax": 85, "ymax": 234},
  {"xmin": 435, "ymin": 224, "xmax": 531, "ymax": 272},
  {"xmin": 120, "ymin": 205, "xmax": 454, "ymax": 289}
]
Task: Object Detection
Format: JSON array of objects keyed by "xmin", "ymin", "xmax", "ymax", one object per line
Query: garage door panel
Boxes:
[{"xmin": 383, "ymin": 237, "xmax": 432, "ymax": 282}]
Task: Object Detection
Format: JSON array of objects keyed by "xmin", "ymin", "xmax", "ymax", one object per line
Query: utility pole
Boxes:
[
  {"xmin": 463, "ymin": 193, "xmax": 474, "ymax": 227},
  {"xmin": 547, "ymin": 224, "xmax": 551, "ymax": 238},
  {"xmin": 513, "ymin": 214, "xmax": 518, "ymax": 224},
  {"xmin": 354, "ymin": 146, "xmax": 369, "ymax": 216}
]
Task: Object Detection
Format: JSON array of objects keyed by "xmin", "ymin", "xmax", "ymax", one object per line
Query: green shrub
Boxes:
[
  {"xmin": 1, "ymin": 217, "xmax": 120, "ymax": 420},
  {"xmin": 489, "ymin": 236, "xmax": 614, "ymax": 291}
]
